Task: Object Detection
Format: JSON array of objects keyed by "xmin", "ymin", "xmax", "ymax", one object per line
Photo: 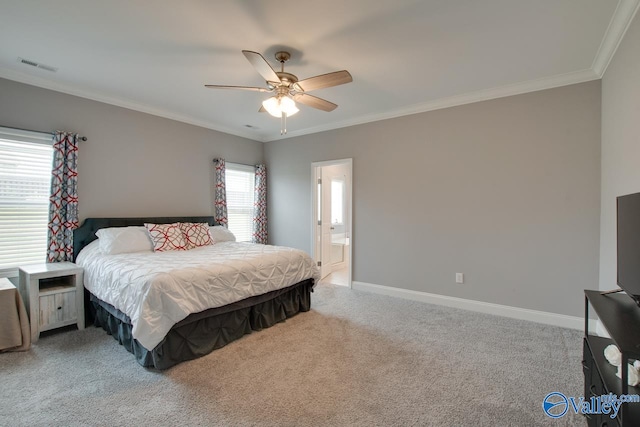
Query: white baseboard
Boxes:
[{"xmin": 352, "ymin": 281, "xmax": 591, "ymax": 331}]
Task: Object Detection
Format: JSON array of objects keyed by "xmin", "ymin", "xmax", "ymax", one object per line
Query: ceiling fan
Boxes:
[{"xmin": 205, "ymin": 50, "xmax": 352, "ymax": 134}]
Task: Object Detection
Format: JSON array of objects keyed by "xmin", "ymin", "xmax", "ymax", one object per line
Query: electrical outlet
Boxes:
[{"xmin": 455, "ymin": 273, "xmax": 464, "ymax": 284}]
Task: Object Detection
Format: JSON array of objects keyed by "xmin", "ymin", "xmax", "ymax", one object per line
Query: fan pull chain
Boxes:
[{"xmin": 281, "ymin": 111, "xmax": 287, "ymax": 135}]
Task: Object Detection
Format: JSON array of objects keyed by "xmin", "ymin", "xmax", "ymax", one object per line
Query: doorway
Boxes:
[{"xmin": 311, "ymin": 159, "xmax": 352, "ymax": 288}]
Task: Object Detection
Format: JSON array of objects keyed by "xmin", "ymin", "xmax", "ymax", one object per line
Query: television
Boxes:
[{"xmin": 617, "ymin": 192, "xmax": 640, "ymax": 307}]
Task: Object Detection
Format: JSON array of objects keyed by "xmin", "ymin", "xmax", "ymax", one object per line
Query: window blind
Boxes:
[
  {"xmin": 226, "ymin": 164, "xmax": 255, "ymax": 243},
  {"xmin": 0, "ymin": 128, "xmax": 53, "ymax": 276}
]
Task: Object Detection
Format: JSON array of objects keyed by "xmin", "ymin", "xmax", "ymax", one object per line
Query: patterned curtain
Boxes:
[
  {"xmin": 252, "ymin": 164, "xmax": 268, "ymax": 244},
  {"xmin": 47, "ymin": 132, "xmax": 79, "ymax": 262},
  {"xmin": 213, "ymin": 158, "xmax": 228, "ymax": 227}
]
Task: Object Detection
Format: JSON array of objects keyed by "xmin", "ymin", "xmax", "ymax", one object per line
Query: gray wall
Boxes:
[
  {"xmin": 0, "ymin": 78, "xmax": 263, "ymax": 221},
  {"xmin": 600, "ymin": 12, "xmax": 640, "ymax": 291},
  {"xmin": 266, "ymin": 81, "xmax": 602, "ymax": 317}
]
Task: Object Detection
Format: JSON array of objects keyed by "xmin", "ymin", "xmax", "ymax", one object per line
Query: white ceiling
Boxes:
[{"xmin": 0, "ymin": 0, "xmax": 637, "ymax": 142}]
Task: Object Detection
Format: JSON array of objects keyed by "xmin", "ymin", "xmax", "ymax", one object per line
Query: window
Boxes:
[
  {"xmin": 226, "ymin": 163, "xmax": 255, "ymax": 242},
  {"xmin": 0, "ymin": 127, "xmax": 53, "ymax": 276},
  {"xmin": 331, "ymin": 178, "xmax": 345, "ymax": 225}
]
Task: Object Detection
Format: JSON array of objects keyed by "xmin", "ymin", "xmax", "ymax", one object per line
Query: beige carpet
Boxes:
[{"xmin": 0, "ymin": 283, "xmax": 585, "ymax": 426}]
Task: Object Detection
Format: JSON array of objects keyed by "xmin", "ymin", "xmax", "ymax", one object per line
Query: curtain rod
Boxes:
[
  {"xmin": 213, "ymin": 159, "xmax": 259, "ymax": 168},
  {"xmin": 2, "ymin": 125, "xmax": 88, "ymax": 141}
]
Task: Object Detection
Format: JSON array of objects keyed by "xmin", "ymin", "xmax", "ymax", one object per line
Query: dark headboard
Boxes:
[{"xmin": 73, "ymin": 216, "xmax": 216, "ymax": 261}]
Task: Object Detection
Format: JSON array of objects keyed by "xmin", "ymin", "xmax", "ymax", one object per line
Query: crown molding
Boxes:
[
  {"xmin": 591, "ymin": 0, "xmax": 640, "ymax": 77},
  {"xmin": 0, "ymin": 67, "xmax": 264, "ymax": 142},
  {"xmin": 265, "ymin": 68, "xmax": 600, "ymax": 142},
  {"xmin": 0, "ymin": 65, "xmax": 602, "ymax": 145}
]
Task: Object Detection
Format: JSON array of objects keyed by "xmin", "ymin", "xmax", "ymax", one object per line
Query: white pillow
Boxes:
[
  {"xmin": 96, "ymin": 226, "xmax": 154, "ymax": 255},
  {"xmin": 209, "ymin": 225, "xmax": 236, "ymax": 242}
]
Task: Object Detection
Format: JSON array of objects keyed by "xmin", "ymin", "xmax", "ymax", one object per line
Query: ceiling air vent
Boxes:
[{"xmin": 17, "ymin": 57, "xmax": 58, "ymax": 72}]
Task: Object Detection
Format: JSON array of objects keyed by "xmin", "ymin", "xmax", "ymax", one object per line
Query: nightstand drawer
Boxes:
[{"xmin": 39, "ymin": 289, "xmax": 77, "ymax": 331}]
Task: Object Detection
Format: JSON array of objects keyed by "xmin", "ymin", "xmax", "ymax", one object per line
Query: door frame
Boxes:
[{"xmin": 311, "ymin": 158, "xmax": 353, "ymax": 288}]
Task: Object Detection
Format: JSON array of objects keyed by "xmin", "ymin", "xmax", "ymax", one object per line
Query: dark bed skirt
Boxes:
[{"xmin": 91, "ymin": 279, "xmax": 314, "ymax": 370}]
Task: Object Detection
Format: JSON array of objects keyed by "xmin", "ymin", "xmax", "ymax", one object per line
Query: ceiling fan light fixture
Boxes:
[
  {"xmin": 262, "ymin": 95, "xmax": 299, "ymax": 118},
  {"xmin": 206, "ymin": 49, "xmax": 352, "ymax": 135},
  {"xmin": 280, "ymin": 95, "xmax": 299, "ymax": 116}
]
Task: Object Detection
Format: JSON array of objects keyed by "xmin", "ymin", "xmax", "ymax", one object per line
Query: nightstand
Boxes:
[{"xmin": 18, "ymin": 262, "xmax": 85, "ymax": 342}]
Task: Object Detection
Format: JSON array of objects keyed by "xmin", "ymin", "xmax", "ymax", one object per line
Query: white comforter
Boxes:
[{"xmin": 76, "ymin": 241, "xmax": 320, "ymax": 351}]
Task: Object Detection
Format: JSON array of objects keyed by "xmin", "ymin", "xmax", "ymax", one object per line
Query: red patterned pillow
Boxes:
[
  {"xmin": 144, "ymin": 223, "xmax": 187, "ymax": 252},
  {"xmin": 179, "ymin": 222, "xmax": 214, "ymax": 249}
]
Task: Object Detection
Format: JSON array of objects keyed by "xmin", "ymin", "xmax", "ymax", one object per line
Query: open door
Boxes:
[
  {"xmin": 319, "ymin": 167, "xmax": 332, "ymax": 280},
  {"xmin": 314, "ymin": 166, "xmax": 332, "ymax": 280}
]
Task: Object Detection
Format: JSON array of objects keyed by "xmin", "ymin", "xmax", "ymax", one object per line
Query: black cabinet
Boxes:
[{"xmin": 584, "ymin": 290, "xmax": 640, "ymax": 426}]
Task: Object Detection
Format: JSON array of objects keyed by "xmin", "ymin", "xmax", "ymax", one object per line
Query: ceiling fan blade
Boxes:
[
  {"xmin": 294, "ymin": 93, "xmax": 338, "ymax": 112},
  {"xmin": 242, "ymin": 50, "xmax": 281, "ymax": 83},
  {"xmin": 205, "ymin": 84, "xmax": 271, "ymax": 92},
  {"xmin": 296, "ymin": 70, "xmax": 352, "ymax": 92}
]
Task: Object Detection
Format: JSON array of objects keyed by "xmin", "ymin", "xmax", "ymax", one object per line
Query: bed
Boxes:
[{"xmin": 73, "ymin": 216, "xmax": 318, "ymax": 370}]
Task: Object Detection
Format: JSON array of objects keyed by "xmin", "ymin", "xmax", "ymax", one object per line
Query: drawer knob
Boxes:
[{"xmin": 57, "ymin": 306, "xmax": 62, "ymax": 310}]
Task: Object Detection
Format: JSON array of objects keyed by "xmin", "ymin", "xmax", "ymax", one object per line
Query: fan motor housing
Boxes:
[{"xmin": 276, "ymin": 72, "xmax": 298, "ymax": 85}]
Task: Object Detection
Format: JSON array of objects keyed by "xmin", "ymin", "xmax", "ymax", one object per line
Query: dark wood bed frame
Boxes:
[{"xmin": 73, "ymin": 216, "xmax": 314, "ymax": 370}]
